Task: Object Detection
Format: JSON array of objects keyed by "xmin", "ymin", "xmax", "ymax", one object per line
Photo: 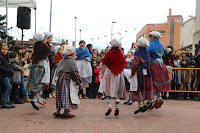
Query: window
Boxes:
[{"xmin": 149, "ymin": 30, "xmax": 165, "ymax": 34}]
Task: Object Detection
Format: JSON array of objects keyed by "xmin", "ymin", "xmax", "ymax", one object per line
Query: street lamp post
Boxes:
[
  {"xmin": 74, "ymin": 17, "xmax": 77, "ymax": 48},
  {"xmin": 111, "ymin": 22, "xmax": 117, "ymax": 41},
  {"xmin": 49, "ymin": 0, "xmax": 53, "ymax": 32},
  {"xmin": 80, "ymin": 29, "xmax": 81, "ymax": 40}
]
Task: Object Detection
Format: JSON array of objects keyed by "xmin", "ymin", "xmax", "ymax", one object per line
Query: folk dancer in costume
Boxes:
[
  {"xmin": 99, "ymin": 37, "xmax": 128, "ymax": 116},
  {"xmin": 130, "ymin": 38, "xmax": 153, "ymax": 114},
  {"xmin": 52, "ymin": 45, "xmax": 83, "ymax": 118},
  {"xmin": 26, "ymin": 32, "xmax": 51, "ymax": 110},
  {"xmin": 147, "ymin": 31, "xmax": 171, "ymax": 109},
  {"xmin": 123, "ymin": 49, "xmax": 137, "ymax": 105},
  {"xmin": 75, "ymin": 40, "xmax": 92, "ymax": 99}
]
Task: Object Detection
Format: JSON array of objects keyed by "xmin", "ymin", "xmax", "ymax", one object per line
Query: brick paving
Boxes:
[{"xmin": 0, "ymin": 98, "xmax": 200, "ymax": 133}]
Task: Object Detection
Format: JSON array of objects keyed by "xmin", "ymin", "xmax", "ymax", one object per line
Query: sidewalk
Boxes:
[{"xmin": 0, "ymin": 99, "xmax": 200, "ymax": 133}]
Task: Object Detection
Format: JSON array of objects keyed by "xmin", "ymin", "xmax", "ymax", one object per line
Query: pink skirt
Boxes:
[{"xmin": 150, "ymin": 63, "xmax": 171, "ymax": 92}]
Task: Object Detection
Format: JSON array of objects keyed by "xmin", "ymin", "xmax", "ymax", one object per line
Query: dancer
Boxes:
[
  {"xmin": 123, "ymin": 49, "xmax": 137, "ymax": 105},
  {"xmin": 147, "ymin": 31, "xmax": 171, "ymax": 109},
  {"xmin": 99, "ymin": 37, "xmax": 128, "ymax": 116},
  {"xmin": 53, "ymin": 45, "xmax": 82, "ymax": 118},
  {"xmin": 130, "ymin": 38, "xmax": 153, "ymax": 114},
  {"xmin": 26, "ymin": 32, "xmax": 50, "ymax": 110},
  {"xmin": 75, "ymin": 40, "xmax": 92, "ymax": 99}
]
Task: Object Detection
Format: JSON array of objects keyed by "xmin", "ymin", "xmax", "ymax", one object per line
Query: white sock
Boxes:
[
  {"xmin": 56, "ymin": 108, "xmax": 61, "ymax": 113},
  {"xmin": 33, "ymin": 93, "xmax": 39, "ymax": 106},
  {"xmin": 115, "ymin": 99, "xmax": 120, "ymax": 109},
  {"xmin": 106, "ymin": 97, "xmax": 111, "ymax": 109}
]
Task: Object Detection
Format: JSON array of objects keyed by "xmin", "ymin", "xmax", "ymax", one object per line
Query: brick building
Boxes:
[{"xmin": 136, "ymin": 9, "xmax": 183, "ymax": 50}]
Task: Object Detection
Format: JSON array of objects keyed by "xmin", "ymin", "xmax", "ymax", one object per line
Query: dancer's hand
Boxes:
[
  {"xmin": 130, "ymin": 74, "xmax": 133, "ymax": 78},
  {"xmin": 85, "ymin": 57, "xmax": 89, "ymax": 61},
  {"xmin": 74, "ymin": 56, "xmax": 77, "ymax": 59}
]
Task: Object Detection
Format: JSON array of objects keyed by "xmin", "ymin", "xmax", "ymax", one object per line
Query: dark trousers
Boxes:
[{"xmin": 89, "ymin": 82, "xmax": 100, "ymax": 98}]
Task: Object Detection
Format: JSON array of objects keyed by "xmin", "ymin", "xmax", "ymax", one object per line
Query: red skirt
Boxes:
[
  {"xmin": 150, "ymin": 63, "xmax": 171, "ymax": 92},
  {"xmin": 130, "ymin": 75, "xmax": 153, "ymax": 101}
]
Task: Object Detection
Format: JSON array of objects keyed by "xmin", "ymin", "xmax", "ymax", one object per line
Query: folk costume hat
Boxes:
[
  {"xmin": 62, "ymin": 45, "xmax": 75, "ymax": 56},
  {"xmin": 138, "ymin": 38, "xmax": 150, "ymax": 48},
  {"xmin": 110, "ymin": 36, "xmax": 123, "ymax": 47},
  {"xmin": 101, "ymin": 36, "xmax": 128, "ymax": 75},
  {"xmin": 149, "ymin": 31, "xmax": 162, "ymax": 39},
  {"xmin": 43, "ymin": 32, "xmax": 53, "ymax": 37},
  {"xmin": 33, "ymin": 32, "xmax": 45, "ymax": 42}
]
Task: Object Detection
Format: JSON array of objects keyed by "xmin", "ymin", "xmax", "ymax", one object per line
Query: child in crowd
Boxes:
[
  {"xmin": 50, "ymin": 46, "xmax": 64, "ymax": 98},
  {"xmin": 90, "ymin": 60, "xmax": 101, "ymax": 99},
  {"xmin": 0, "ymin": 44, "xmax": 15, "ymax": 108},
  {"xmin": 75, "ymin": 40, "xmax": 92, "ymax": 99},
  {"xmin": 177, "ymin": 58, "xmax": 189, "ymax": 100},
  {"xmin": 99, "ymin": 37, "xmax": 128, "ymax": 116},
  {"xmin": 53, "ymin": 45, "xmax": 83, "ymax": 118},
  {"xmin": 13, "ymin": 45, "xmax": 30, "ymax": 102},
  {"xmin": 9, "ymin": 52, "xmax": 25, "ymax": 104},
  {"xmin": 123, "ymin": 49, "xmax": 137, "ymax": 105},
  {"xmin": 26, "ymin": 32, "xmax": 50, "ymax": 110},
  {"xmin": 130, "ymin": 38, "xmax": 153, "ymax": 114}
]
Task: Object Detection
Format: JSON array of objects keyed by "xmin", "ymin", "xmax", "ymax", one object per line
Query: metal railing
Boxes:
[{"xmin": 168, "ymin": 68, "xmax": 200, "ymax": 93}]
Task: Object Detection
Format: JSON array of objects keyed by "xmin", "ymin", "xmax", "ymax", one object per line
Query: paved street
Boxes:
[{"xmin": 0, "ymin": 98, "xmax": 200, "ymax": 133}]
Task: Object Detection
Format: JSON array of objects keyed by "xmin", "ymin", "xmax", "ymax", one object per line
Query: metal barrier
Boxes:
[{"xmin": 168, "ymin": 68, "xmax": 200, "ymax": 93}]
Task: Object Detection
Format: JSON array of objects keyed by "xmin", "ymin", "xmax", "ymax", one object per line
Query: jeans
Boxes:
[
  {"xmin": 20, "ymin": 76, "xmax": 27, "ymax": 97},
  {"xmin": 1, "ymin": 77, "xmax": 12, "ymax": 104}
]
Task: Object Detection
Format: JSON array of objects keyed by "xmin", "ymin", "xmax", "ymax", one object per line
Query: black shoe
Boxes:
[
  {"xmin": 141, "ymin": 105, "xmax": 147, "ymax": 113},
  {"xmin": 123, "ymin": 101, "xmax": 129, "ymax": 104},
  {"xmin": 134, "ymin": 107, "xmax": 143, "ymax": 114},
  {"xmin": 105, "ymin": 108, "xmax": 112, "ymax": 116},
  {"xmin": 2, "ymin": 103, "xmax": 15, "ymax": 108},
  {"xmin": 31, "ymin": 101, "xmax": 39, "ymax": 110},
  {"xmin": 127, "ymin": 101, "xmax": 134, "ymax": 105},
  {"xmin": 15, "ymin": 97, "xmax": 25, "ymax": 104},
  {"xmin": 114, "ymin": 109, "xmax": 119, "ymax": 116},
  {"xmin": 101, "ymin": 96, "xmax": 106, "ymax": 100}
]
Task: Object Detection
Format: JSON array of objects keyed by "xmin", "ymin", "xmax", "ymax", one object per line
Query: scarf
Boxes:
[
  {"xmin": 147, "ymin": 39, "xmax": 164, "ymax": 60},
  {"xmin": 101, "ymin": 47, "xmax": 128, "ymax": 75},
  {"xmin": 56, "ymin": 56, "xmax": 78, "ymax": 77},
  {"xmin": 52, "ymin": 52, "xmax": 63, "ymax": 64},
  {"xmin": 134, "ymin": 47, "xmax": 151, "ymax": 88},
  {"xmin": 75, "ymin": 47, "xmax": 91, "ymax": 60}
]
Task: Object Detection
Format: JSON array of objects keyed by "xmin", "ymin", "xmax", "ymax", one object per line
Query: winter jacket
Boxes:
[
  {"xmin": 0, "ymin": 54, "xmax": 13, "ymax": 78},
  {"xmin": 10, "ymin": 58, "xmax": 23, "ymax": 84}
]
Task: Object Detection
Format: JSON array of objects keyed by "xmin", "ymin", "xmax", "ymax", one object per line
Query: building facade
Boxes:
[
  {"xmin": 136, "ymin": 9, "xmax": 183, "ymax": 50},
  {"xmin": 180, "ymin": 17, "xmax": 195, "ymax": 48}
]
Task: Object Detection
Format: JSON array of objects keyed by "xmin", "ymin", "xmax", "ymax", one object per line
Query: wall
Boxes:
[{"xmin": 180, "ymin": 18, "xmax": 195, "ymax": 48}]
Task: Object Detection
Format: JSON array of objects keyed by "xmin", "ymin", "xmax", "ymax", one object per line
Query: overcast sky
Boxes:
[{"xmin": 0, "ymin": 0, "xmax": 196, "ymax": 52}]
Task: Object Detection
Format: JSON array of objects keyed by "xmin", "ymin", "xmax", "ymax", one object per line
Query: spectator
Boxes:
[
  {"xmin": 50, "ymin": 46, "xmax": 64, "ymax": 98},
  {"xmin": 0, "ymin": 44, "xmax": 15, "ymax": 108},
  {"xmin": 162, "ymin": 46, "xmax": 174, "ymax": 66},
  {"xmin": 9, "ymin": 52, "xmax": 25, "ymax": 104},
  {"xmin": 186, "ymin": 48, "xmax": 194, "ymax": 60},
  {"xmin": 13, "ymin": 45, "xmax": 30, "ymax": 102},
  {"xmin": 89, "ymin": 60, "xmax": 101, "ymax": 99},
  {"xmin": 86, "ymin": 44, "xmax": 93, "ymax": 54}
]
